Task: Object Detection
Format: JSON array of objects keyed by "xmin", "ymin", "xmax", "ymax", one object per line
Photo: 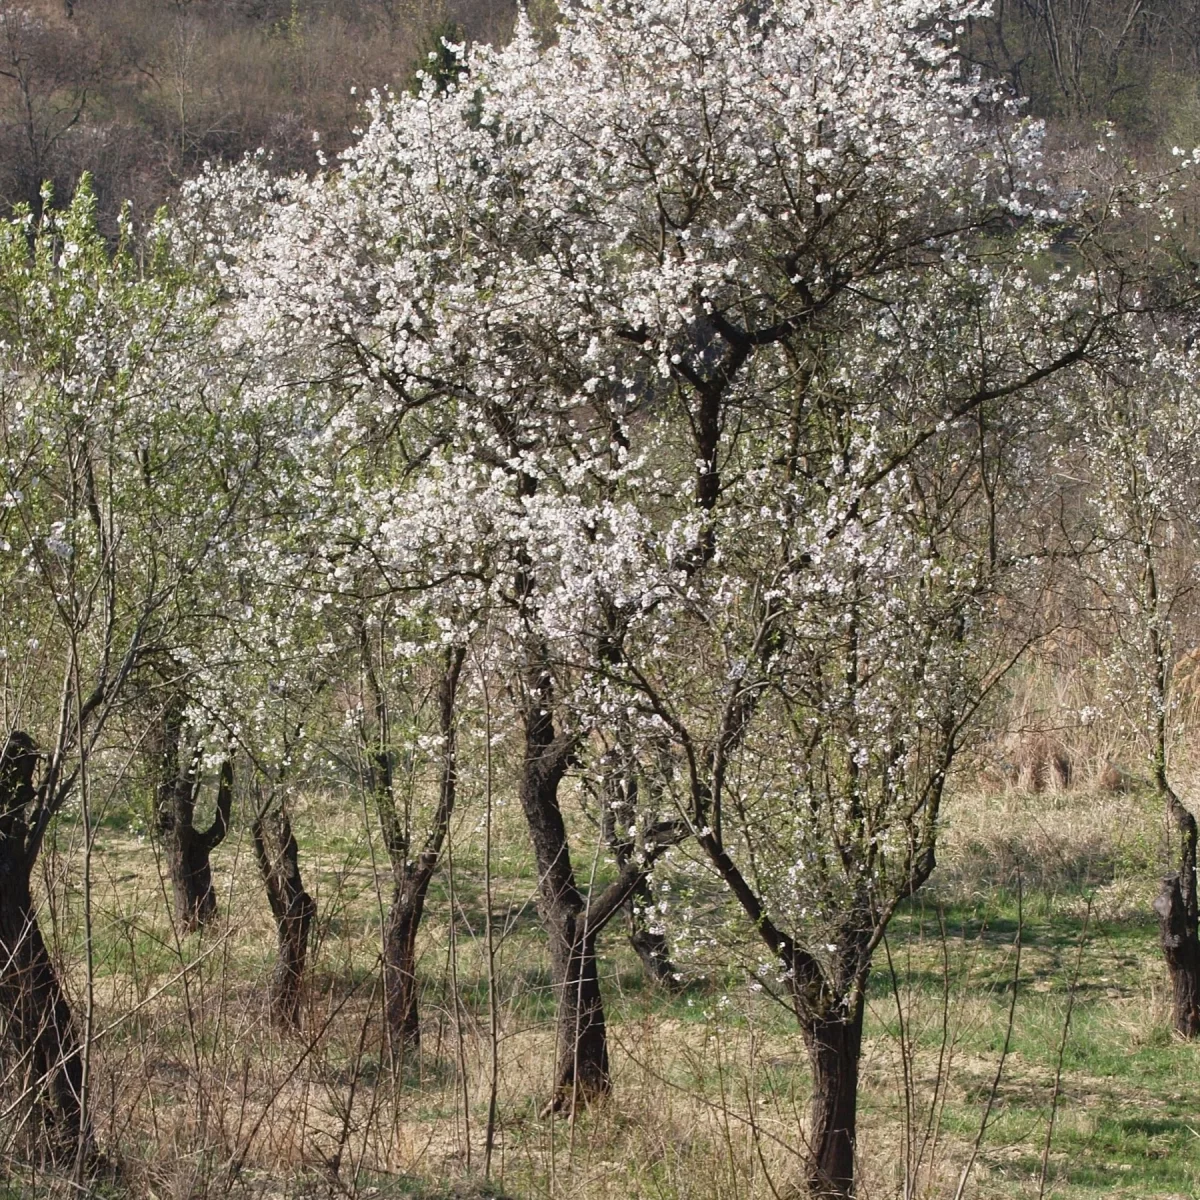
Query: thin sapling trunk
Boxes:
[{"xmin": 361, "ymin": 636, "xmax": 466, "ymax": 1053}]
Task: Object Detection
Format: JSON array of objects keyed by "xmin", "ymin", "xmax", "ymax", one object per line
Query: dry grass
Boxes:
[{"xmin": 5, "ymin": 672, "xmax": 1200, "ymax": 1198}]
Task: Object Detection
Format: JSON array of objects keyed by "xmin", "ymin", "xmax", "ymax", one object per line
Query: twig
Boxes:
[
  {"xmin": 954, "ymin": 867, "xmax": 1024, "ymax": 1200},
  {"xmin": 1037, "ymin": 898, "xmax": 1092, "ymax": 1200}
]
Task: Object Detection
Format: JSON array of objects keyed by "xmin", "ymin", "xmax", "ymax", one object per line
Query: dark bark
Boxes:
[
  {"xmin": 694, "ymin": 789, "xmax": 882, "ymax": 1200},
  {"xmin": 522, "ymin": 711, "xmax": 688, "ymax": 1111},
  {"xmin": 695, "ymin": 813, "xmax": 868, "ymax": 1197},
  {"xmin": 624, "ymin": 878, "xmax": 683, "ymax": 991},
  {"xmin": 516, "ymin": 671, "xmax": 617, "ymax": 1114},
  {"xmin": 0, "ymin": 733, "xmax": 87, "ymax": 1163},
  {"xmin": 1155, "ymin": 789, "xmax": 1200, "ymax": 1038},
  {"xmin": 508, "ymin": 452, "xmax": 685, "ymax": 1109},
  {"xmin": 252, "ymin": 805, "xmax": 315, "ymax": 1030},
  {"xmin": 781, "ymin": 928, "xmax": 870, "ymax": 1200},
  {"xmin": 797, "ymin": 995, "xmax": 865, "ymax": 1199},
  {"xmin": 360, "ymin": 640, "xmax": 465, "ymax": 1053},
  {"xmin": 548, "ymin": 926, "xmax": 609, "ymax": 1111},
  {"xmin": 600, "ymin": 752, "xmax": 684, "ymax": 992},
  {"xmin": 1155, "ymin": 874, "xmax": 1200, "ymax": 1038},
  {"xmin": 154, "ymin": 704, "xmax": 232, "ymax": 933},
  {"xmin": 382, "ymin": 873, "xmax": 425, "ymax": 1049}
]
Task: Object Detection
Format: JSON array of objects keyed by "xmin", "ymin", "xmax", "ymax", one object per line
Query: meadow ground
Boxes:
[{"xmin": 4, "ymin": 775, "xmax": 1198, "ymax": 1200}]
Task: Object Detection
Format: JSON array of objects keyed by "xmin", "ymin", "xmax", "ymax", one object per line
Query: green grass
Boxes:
[
  {"xmin": 831, "ymin": 783, "xmax": 1200, "ymax": 1198},
  {"xmin": 8, "ymin": 779, "xmax": 1198, "ymax": 1198}
]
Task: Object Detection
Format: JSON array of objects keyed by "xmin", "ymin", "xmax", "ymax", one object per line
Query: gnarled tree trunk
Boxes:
[
  {"xmin": 516, "ymin": 667, "xmax": 613, "ymax": 1114},
  {"xmin": 252, "ymin": 804, "xmax": 315, "ymax": 1030},
  {"xmin": 0, "ymin": 733, "xmax": 87, "ymax": 1163},
  {"xmin": 155, "ymin": 703, "xmax": 232, "ymax": 933},
  {"xmin": 1155, "ymin": 788, "xmax": 1200, "ymax": 1038},
  {"xmin": 777, "ymin": 914, "xmax": 887, "ymax": 1200},
  {"xmin": 382, "ymin": 872, "xmax": 426, "ymax": 1048},
  {"xmin": 547, "ymin": 919, "xmax": 609, "ymax": 1110},
  {"xmin": 520, "ymin": 670, "xmax": 686, "ymax": 1113}
]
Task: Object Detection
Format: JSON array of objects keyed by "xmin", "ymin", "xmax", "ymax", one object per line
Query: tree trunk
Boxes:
[
  {"xmin": 1155, "ymin": 874, "xmax": 1200, "ymax": 1037},
  {"xmin": 517, "ymin": 678, "xmax": 612, "ymax": 1114},
  {"xmin": 798, "ymin": 994, "xmax": 865, "ymax": 1199},
  {"xmin": 382, "ymin": 869, "xmax": 426, "ymax": 1051},
  {"xmin": 546, "ymin": 923, "xmax": 610, "ymax": 1112},
  {"xmin": 359, "ymin": 641, "xmax": 465, "ymax": 1055},
  {"xmin": 625, "ymin": 879, "xmax": 683, "ymax": 991},
  {"xmin": 252, "ymin": 806, "xmax": 315, "ymax": 1030},
  {"xmin": 1155, "ymin": 788, "xmax": 1200, "ymax": 1038},
  {"xmin": 164, "ymin": 821, "xmax": 217, "ymax": 930},
  {"xmin": 0, "ymin": 863, "xmax": 86, "ymax": 1161},
  {"xmin": 160, "ymin": 757, "xmax": 232, "ymax": 932},
  {"xmin": 155, "ymin": 705, "xmax": 232, "ymax": 933},
  {"xmin": 0, "ymin": 733, "xmax": 87, "ymax": 1163}
]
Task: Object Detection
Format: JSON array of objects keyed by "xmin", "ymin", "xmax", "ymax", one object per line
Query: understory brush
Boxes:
[{"xmin": 2, "ymin": 769, "xmax": 1196, "ymax": 1199}]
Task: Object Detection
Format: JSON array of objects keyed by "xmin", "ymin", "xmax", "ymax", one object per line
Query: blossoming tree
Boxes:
[
  {"xmin": 0, "ymin": 184, "xmax": 251, "ymax": 1158},
  {"xmin": 1064, "ymin": 327, "xmax": 1200, "ymax": 1038},
  {"xmin": 202, "ymin": 0, "xmax": 1197, "ymax": 1191}
]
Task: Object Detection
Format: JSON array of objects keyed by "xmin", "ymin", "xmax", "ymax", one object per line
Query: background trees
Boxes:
[
  {"xmin": 0, "ymin": 0, "xmax": 522, "ymax": 232},
  {"xmin": 965, "ymin": 0, "xmax": 1200, "ymax": 144},
  {"xmin": 0, "ymin": 184, "xmax": 223, "ymax": 1157},
  {"xmin": 6, "ymin": 0, "xmax": 1200, "ymax": 237}
]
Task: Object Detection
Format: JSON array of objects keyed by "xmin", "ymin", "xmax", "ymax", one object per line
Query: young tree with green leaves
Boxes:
[{"xmin": 0, "ymin": 181, "xmax": 254, "ymax": 1160}]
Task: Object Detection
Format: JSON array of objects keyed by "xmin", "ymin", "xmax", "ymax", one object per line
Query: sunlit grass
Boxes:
[{"xmin": 6, "ymin": 775, "xmax": 1197, "ymax": 1197}]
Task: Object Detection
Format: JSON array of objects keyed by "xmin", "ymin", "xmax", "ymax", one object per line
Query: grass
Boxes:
[{"xmin": 4, "ymin": 776, "xmax": 1198, "ymax": 1199}]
